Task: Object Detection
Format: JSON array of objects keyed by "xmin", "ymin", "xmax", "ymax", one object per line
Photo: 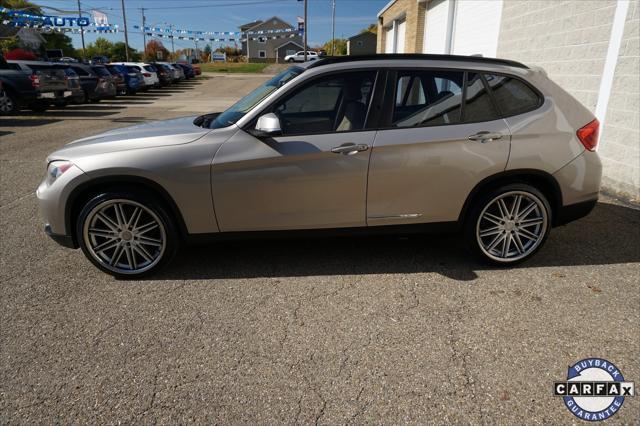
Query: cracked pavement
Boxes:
[{"xmin": 1, "ymin": 74, "xmax": 639, "ymax": 424}]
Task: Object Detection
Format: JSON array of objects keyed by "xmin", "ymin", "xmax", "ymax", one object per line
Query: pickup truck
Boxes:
[{"xmin": 1, "ymin": 56, "xmax": 68, "ymax": 114}]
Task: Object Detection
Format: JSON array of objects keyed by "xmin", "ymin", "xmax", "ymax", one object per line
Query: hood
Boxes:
[{"xmin": 49, "ymin": 116, "xmax": 211, "ymax": 160}]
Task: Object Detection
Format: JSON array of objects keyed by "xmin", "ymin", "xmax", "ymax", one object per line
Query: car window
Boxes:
[
  {"xmin": 483, "ymin": 73, "xmax": 541, "ymax": 116},
  {"xmin": 92, "ymin": 66, "xmax": 111, "ymax": 77},
  {"xmin": 71, "ymin": 66, "xmax": 89, "ymax": 76},
  {"xmin": 392, "ymin": 70, "xmax": 463, "ymax": 127},
  {"xmin": 463, "ymin": 73, "xmax": 500, "ymax": 122},
  {"xmin": 273, "ymin": 71, "xmax": 376, "ymax": 135}
]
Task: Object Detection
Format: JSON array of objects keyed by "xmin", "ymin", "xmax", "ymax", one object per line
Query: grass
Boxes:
[{"xmin": 199, "ymin": 62, "xmax": 270, "ymax": 73}]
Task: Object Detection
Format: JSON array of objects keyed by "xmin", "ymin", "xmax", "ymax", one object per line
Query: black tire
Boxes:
[
  {"xmin": 464, "ymin": 183, "xmax": 552, "ymax": 266},
  {"xmin": 0, "ymin": 88, "xmax": 18, "ymax": 115},
  {"xmin": 287, "ymin": 58, "xmax": 294, "ymax": 63},
  {"xmin": 76, "ymin": 191, "xmax": 180, "ymax": 278}
]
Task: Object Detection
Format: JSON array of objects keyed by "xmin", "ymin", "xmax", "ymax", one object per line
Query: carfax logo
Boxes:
[{"xmin": 554, "ymin": 358, "xmax": 635, "ymax": 421}]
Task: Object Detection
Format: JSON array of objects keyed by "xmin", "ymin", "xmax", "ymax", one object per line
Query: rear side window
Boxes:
[
  {"xmin": 71, "ymin": 66, "xmax": 89, "ymax": 76},
  {"xmin": 144, "ymin": 65, "xmax": 155, "ymax": 72},
  {"xmin": 463, "ymin": 73, "xmax": 500, "ymax": 122},
  {"xmin": 392, "ymin": 70, "xmax": 463, "ymax": 127},
  {"xmin": 483, "ymin": 74, "xmax": 540, "ymax": 116},
  {"xmin": 92, "ymin": 66, "xmax": 111, "ymax": 77}
]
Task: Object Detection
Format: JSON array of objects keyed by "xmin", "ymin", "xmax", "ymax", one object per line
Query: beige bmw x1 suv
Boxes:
[{"xmin": 37, "ymin": 54, "xmax": 602, "ymax": 278}]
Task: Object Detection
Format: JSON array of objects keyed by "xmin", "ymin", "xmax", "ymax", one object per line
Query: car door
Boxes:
[
  {"xmin": 367, "ymin": 69, "xmax": 511, "ymax": 226},
  {"xmin": 212, "ymin": 70, "xmax": 380, "ymax": 232}
]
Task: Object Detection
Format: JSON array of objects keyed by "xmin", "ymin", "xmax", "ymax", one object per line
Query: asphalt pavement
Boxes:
[{"xmin": 1, "ymin": 74, "xmax": 638, "ymax": 424}]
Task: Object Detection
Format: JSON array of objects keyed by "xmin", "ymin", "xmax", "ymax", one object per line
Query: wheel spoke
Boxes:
[
  {"xmin": 487, "ymin": 232, "xmax": 505, "ymax": 251},
  {"xmin": 137, "ymin": 235, "xmax": 162, "ymax": 247},
  {"xmin": 510, "ymin": 195, "xmax": 522, "ymax": 217},
  {"xmin": 124, "ymin": 244, "xmax": 136, "ymax": 270},
  {"xmin": 516, "ymin": 227, "xmax": 539, "ymax": 241},
  {"xmin": 88, "ymin": 228, "xmax": 118, "ymax": 239},
  {"xmin": 114, "ymin": 203, "xmax": 127, "ymax": 227},
  {"xmin": 519, "ymin": 217, "xmax": 544, "ymax": 227},
  {"xmin": 136, "ymin": 221, "xmax": 159, "ymax": 235},
  {"xmin": 517, "ymin": 202, "xmax": 537, "ymax": 220},
  {"xmin": 109, "ymin": 243, "xmax": 125, "ymax": 266},
  {"xmin": 497, "ymin": 199, "xmax": 510, "ymax": 219},
  {"xmin": 483, "ymin": 212, "xmax": 503, "ymax": 226},
  {"xmin": 133, "ymin": 244, "xmax": 153, "ymax": 262},
  {"xmin": 513, "ymin": 232, "xmax": 525, "ymax": 254},
  {"xmin": 93, "ymin": 238, "xmax": 119, "ymax": 253},
  {"xmin": 502, "ymin": 233, "xmax": 512, "ymax": 257},
  {"xmin": 97, "ymin": 212, "xmax": 119, "ymax": 231},
  {"xmin": 479, "ymin": 226, "xmax": 502, "ymax": 238},
  {"xmin": 127, "ymin": 207, "xmax": 142, "ymax": 228}
]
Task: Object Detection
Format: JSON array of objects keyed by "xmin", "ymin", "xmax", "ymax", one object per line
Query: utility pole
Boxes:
[
  {"xmin": 141, "ymin": 7, "xmax": 147, "ymax": 59},
  {"xmin": 303, "ymin": 0, "xmax": 308, "ymax": 62},
  {"xmin": 120, "ymin": 0, "xmax": 130, "ymax": 61},
  {"xmin": 169, "ymin": 23, "xmax": 175, "ymax": 58},
  {"xmin": 331, "ymin": 0, "xmax": 336, "ymax": 55},
  {"xmin": 76, "ymin": 0, "xmax": 85, "ymax": 60}
]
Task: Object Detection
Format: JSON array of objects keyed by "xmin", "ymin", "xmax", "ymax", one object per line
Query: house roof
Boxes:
[
  {"xmin": 241, "ymin": 16, "xmax": 294, "ymax": 32},
  {"xmin": 274, "ymin": 40, "xmax": 304, "ymax": 51},
  {"xmin": 348, "ymin": 31, "xmax": 377, "ymax": 41},
  {"xmin": 239, "ymin": 20, "xmax": 263, "ymax": 31},
  {"xmin": 377, "ymin": 0, "xmax": 397, "ymax": 18}
]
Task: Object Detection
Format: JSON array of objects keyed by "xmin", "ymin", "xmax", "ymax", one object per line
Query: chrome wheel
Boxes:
[
  {"xmin": 83, "ymin": 199, "xmax": 166, "ymax": 275},
  {"xmin": 476, "ymin": 191, "xmax": 548, "ymax": 263},
  {"xmin": 0, "ymin": 90, "xmax": 14, "ymax": 114}
]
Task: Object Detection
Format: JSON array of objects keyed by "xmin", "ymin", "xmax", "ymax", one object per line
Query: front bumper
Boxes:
[{"xmin": 45, "ymin": 224, "xmax": 77, "ymax": 248}]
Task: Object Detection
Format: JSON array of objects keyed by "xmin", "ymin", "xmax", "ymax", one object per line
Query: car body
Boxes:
[
  {"xmin": 6, "ymin": 60, "xmax": 72, "ymax": 110},
  {"xmin": 175, "ymin": 63, "xmax": 196, "ymax": 79},
  {"xmin": 66, "ymin": 63, "xmax": 103, "ymax": 102},
  {"xmin": 155, "ymin": 62, "xmax": 182, "ymax": 82},
  {"xmin": 114, "ymin": 62, "xmax": 159, "ymax": 90},
  {"xmin": 191, "ymin": 63, "xmax": 201, "ymax": 75},
  {"xmin": 148, "ymin": 63, "xmax": 173, "ymax": 86},
  {"xmin": 1, "ymin": 55, "xmax": 60, "ymax": 114},
  {"xmin": 38, "ymin": 54, "xmax": 602, "ymax": 277},
  {"xmin": 106, "ymin": 64, "xmax": 142, "ymax": 94},
  {"xmin": 171, "ymin": 63, "xmax": 187, "ymax": 80},
  {"xmin": 51, "ymin": 64, "xmax": 85, "ymax": 105},
  {"xmin": 105, "ymin": 65, "xmax": 127, "ymax": 95},
  {"xmin": 90, "ymin": 65, "xmax": 117, "ymax": 99},
  {"xmin": 284, "ymin": 51, "xmax": 319, "ymax": 63}
]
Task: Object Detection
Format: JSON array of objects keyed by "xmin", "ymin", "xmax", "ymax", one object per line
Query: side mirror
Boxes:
[{"xmin": 253, "ymin": 113, "xmax": 282, "ymax": 137}]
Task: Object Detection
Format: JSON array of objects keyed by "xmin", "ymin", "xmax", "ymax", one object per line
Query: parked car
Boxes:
[
  {"xmin": 155, "ymin": 62, "xmax": 182, "ymax": 82},
  {"xmin": 51, "ymin": 64, "xmax": 84, "ymax": 105},
  {"xmin": 36, "ymin": 54, "xmax": 603, "ymax": 277},
  {"xmin": 107, "ymin": 64, "xmax": 142, "ymax": 94},
  {"xmin": 6, "ymin": 60, "xmax": 72, "ymax": 109},
  {"xmin": 171, "ymin": 63, "xmax": 186, "ymax": 80},
  {"xmin": 148, "ymin": 62, "xmax": 173, "ymax": 86},
  {"xmin": 66, "ymin": 63, "xmax": 100, "ymax": 102},
  {"xmin": 191, "ymin": 63, "xmax": 201, "ymax": 76},
  {"xmin": 114, "ymin": 62, "xmax": 159, "ymax": 90},
  {"xmin": 175, "ymin": 63, "xmax": 195, "ymax": 79},
  {"xmin": 105, "ymin": 65, "xmax": 127, "ymax": 95},
  {"xmin": 284, "ymin": 51, "xmax": 319, "ymax": 63},
  {"xmin": 1, "ymin": 55, "xmax": 60, "ymax": 114},
  {"xmin": 90, "ymin": 65, "xmax": 117, "ymax": 100}
]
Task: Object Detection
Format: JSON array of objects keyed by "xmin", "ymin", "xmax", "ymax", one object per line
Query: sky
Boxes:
[{"xmin": 31, "ymin": 0, "xmax": 389, "ymax": 52}]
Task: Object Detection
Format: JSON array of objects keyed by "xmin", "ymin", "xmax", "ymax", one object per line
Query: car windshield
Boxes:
[{"xmin": 208, "ymin": 66, "xmax": 303, "ymax": 129}]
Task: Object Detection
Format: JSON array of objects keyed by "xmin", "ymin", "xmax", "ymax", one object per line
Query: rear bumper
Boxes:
[
  {"xmin": 45, "ymin": 224, "xmax": 77, "ymax": 249},
  {"xmin": 555, "ymin": 199, "xmax": 598, "ymax": 226}
]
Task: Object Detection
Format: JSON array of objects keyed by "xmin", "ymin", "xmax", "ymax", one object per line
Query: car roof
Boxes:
[{"xmin": 307, "ymin": 54, "xmax": 528, "ymax": 70}]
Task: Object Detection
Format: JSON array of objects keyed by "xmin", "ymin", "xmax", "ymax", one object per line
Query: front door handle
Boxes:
[
  {"xmin": 331, "ymin": 143, "xmax": 369, "ymax": 155},
  {"xmin": 468, "ymin": 131, "xmax": 503, "ymax": 143}
]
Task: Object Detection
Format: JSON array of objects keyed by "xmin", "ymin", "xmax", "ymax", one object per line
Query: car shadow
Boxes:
[
  {"xmin": 151, "ymin": 201, "xmax": 640, "ymax": 282},
  {"xmin": 0, "ymin": 118, "xmax": 62, "ymax": 127}
]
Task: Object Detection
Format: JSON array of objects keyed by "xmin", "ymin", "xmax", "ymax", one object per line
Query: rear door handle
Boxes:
[
  {"xmin": 468, "ymin": 131, "xmax": 503, "ymax": 143},
  {"xmin": 331, "ymin": 143, "xmax": 369, "ymax": 155}
]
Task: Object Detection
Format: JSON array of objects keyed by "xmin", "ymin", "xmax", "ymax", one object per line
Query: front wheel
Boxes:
[
  {"xmin": 77, "ymin": 192, "xmax": 179, "ymax": 278},
  {"xmin": 287, "ymin": 58, "xmax": 294, "ymax": 63},
  {"xmin": 465, "ymin": 184, "xmax": 551, "ymax": 265},
  {"xmin": 0, "ymin": 89, "xmax": 17, "ymax": 115}
]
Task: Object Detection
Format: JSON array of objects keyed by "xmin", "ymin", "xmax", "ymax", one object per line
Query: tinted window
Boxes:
[
  {"xmin": 70, "ymin": 66, "xmax": 90, "ymax": 76},
  {"xmin": 92, "ymin": 66, "xmax": 111, "ymax": 77},
  {"xmin": 273, "ymin": 71, "xmax": 376, "ymax": 135},
  {"xmin": 484, "ymin": 73, "xmax": 540, "ymax": 116},
  {"xmin": 392, "ymin": 70, "xmax": 463, "ymax": 127},
  {"xmin": 144, "ymin": 65, "xmax": 155, "ymax": 72},
  {"xmin": 464, "ymin": 73, "xmax": 500, "ymax": 122}
]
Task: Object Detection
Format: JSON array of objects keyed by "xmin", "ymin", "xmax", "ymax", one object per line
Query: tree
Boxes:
[
  {"xmin": 0, "ymin": 0, "xmax": 42, "ymax": 14},
  {"xmin": 111, "ymin": 42, "xmax": 140, "ymax": 61},
  {"xmin": 361, "ymin": 23, "xmax": 377, "ymax": 35},
  {"xmin": 322, "ymin": 38, "xmax": 347, "ymax": 56},
  {"xmin": 144, "ymin": 39, "xmax": 170, "ymax": 61},
  {"xmin": 84, "ymin": 37, "xmax": 113, "ymax": 58},
  {"xmin": 41, "ymin": 32, "xmax": 75, "ymax": 57}
]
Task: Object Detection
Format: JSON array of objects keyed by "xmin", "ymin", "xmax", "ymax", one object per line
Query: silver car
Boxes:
[{"xmin": 37, "ymin": 54, "xmax": 602, "ymax": 278}]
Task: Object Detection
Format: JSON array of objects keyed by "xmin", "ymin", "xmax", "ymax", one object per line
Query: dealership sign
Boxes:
[{"xmin": 0, "ymin": 8, "xmax": 89, "ymax": 27}]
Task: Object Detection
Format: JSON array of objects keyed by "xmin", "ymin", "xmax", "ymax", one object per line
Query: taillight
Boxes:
[
  {"xmin": 577, "ymin": 119, "xmax": 600, "ymax": 151},
  {"xmin": 143, "ymin": 73, "xmax": 151, "ymax": 77},
  {"xmin": 29, "ymin": 73, "xmax": 40, "ymax": 88}
]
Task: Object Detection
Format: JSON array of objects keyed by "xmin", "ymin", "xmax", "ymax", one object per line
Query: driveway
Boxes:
[{"xmin": 1, "ymin": 74, "xmax": 638, "ymax": 424}]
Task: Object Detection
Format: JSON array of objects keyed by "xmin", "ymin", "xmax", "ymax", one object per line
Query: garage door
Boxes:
[
  {"xmin": 452, "ymin": 0, "xmax": 503, "ymax": 57},
  {"xmin": 423, "ymin": 0, "xmax": 449, "ymax": 54},
  {"xmin": 395, "ymin": 20, "xmax": 406, "ymax": 53},
  {"xmin": 384, "ymin": 26, "xmax": 394, "ymax": 53}
]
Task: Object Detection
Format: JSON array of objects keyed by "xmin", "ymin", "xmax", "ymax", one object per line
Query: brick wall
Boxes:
[
  {"xmin": 497, "ymin": 0, "xmax": 639, "ymax": 199},
  {"xmin": 600, "ymin": 0, "xmax": 640, "ymax": 198},
  {"xmin": 377, "ymin": 0, "xmax": 426, "ymax": 53}
]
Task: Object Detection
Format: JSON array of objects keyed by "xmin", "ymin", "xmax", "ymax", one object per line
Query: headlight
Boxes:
[{"xmin": 45, "ymin": 161, "xmax": 73, "ymax": 186}]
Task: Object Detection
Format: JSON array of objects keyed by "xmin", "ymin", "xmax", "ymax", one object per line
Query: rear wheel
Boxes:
[
  {"xmin": 465, "ymin": 184, "xmax": 551, "ymax": 265},
  {"xmin": 0, "ymin": 89, "xmax": 17, "ymax": 115},
  {"xmin": 76, "ymin": 192, "xmax": 179, "ymax": 278}
]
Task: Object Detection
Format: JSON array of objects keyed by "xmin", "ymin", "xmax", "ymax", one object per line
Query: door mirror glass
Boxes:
[{"xmin": 254, "ymin": 113, "xmax": 282, "ymax": 136}]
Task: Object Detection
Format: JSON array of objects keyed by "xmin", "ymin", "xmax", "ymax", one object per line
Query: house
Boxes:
[
  {"xmin": 240, "ymin": 16, "xmax": 303, "ymax": 63},
  {"xmin": 0, "ymin": 26, "xmax": 45, "ymax": 50},
  {"xmin": 347, "ymin": 32, "xmax": 377, "ymax": 56},
  {"xmin": 376, "ymin": 0, "xmax": 639, "ymax": 199},
  {"xmin": 274, "ymin": 40, "xmax": 305, "ymax": 63}
]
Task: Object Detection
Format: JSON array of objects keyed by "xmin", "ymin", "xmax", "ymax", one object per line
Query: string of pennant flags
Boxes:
[{"xmin": 134, "ymin": 25, "xmax": 300, "ymax": 37}]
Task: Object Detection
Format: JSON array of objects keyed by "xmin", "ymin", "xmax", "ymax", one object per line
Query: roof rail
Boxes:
[{"xmin": 307, "ymin": 53, "xmax": 529, "ymax": 70}]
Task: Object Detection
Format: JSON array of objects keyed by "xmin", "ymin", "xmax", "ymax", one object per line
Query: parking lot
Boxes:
[{"xmin": 1, "ymin": 73, "xmax": 639, "ymax": 423}]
